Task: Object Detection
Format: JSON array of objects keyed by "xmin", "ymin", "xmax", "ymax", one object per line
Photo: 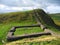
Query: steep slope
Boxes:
[
  {"xmin": 0, "ymin": 9, "xmax": 60, "ymax": 29},
  {"xmin": 33, "ymin": 9, "xmax": 55, "ymax": 26},
  {"xmin": 33, "ymin": 9, "xmax": 60, "ymax": 30}
]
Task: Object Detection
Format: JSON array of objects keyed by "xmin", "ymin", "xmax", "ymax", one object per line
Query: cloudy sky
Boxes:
[{"xmin": 0, "ymin": 0, "xmax": 60, "ymax": 13}]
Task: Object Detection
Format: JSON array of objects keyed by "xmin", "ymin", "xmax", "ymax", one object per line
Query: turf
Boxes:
[
  {"xmin": 0, "ymin": 9, "xmax": 60, "ymax": 45},
  {"xmin": 14, "ymin": 27, "xmax": 43, "ymax": 35},
  {"xmin": 0, "ymin": 20, "xmax": 37, "ymax": 45}
]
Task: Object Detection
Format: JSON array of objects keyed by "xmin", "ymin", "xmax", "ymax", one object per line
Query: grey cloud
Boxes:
[
  {"xmin": 0, "ymin": 0, "xmax": 60, "ymax": 13},
  {"xmin": 0, "ymin": 0, "xmax": 36, "ymax": 7},
  {"xmin": 0, "ymin": 0, "xmax": 60, "ymax": 7}
]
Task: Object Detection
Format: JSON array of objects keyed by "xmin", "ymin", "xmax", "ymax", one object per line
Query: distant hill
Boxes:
[
  {"xmin": 49, "ymin": 13, "xmax": 60, "ymax": 26},
  {"xmin": 49, "ymin": 13, "xmax": 60, "ymax": 20}
]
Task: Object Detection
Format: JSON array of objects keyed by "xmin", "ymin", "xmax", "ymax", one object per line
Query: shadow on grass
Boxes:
[{"xmin": 54, "ymin": 24, "xmax": 60, "ymax": 30}]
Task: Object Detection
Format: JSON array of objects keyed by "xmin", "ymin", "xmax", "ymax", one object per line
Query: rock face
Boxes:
[{"xmin": 34, "ymin": 9, "xmax": 55, "ymax": 26}]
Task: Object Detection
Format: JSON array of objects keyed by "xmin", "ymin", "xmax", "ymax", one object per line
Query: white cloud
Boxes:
[
  {"xmin": 22, "ymin": 0, "xmax": 27, "ymax": 4},
  {"xmin": 46, "ymin": 5, "xmax": 60, "ymax": 13},
  {"xmin": 0, "ymin": 4, "xmax": 38, "ymax": 13},
  {"xmin": 0, "ymin": 4, "xmax": 8, "ymax": 9},
  {"xmin": 0, "ymin": 0, "xmax": 49, "ymax": 13}
]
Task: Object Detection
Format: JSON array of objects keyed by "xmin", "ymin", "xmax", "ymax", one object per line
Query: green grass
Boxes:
[
  {"xmin": 0, "ymin": 20, "xmax": 37, "ymax": 45},
  {"xmin": 0, "ymin": 9, "xmax": 60, "ymax": 45},
  {"xmin": 46, "ymin": 13, "xmax": 60, "ymax": 33},
  {"xmin": 46, "ymin": 25, "xmax": 60, "ymax": 34},
  {"xmin": 14, "ymin": 27, "xmax": 43, "ymax": 35}
]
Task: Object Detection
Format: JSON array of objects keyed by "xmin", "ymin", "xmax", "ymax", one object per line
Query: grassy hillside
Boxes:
[
  {"xmin": 0, "ymin": 9, "xmax": 60, "ymax": 45},
  {"xmin": 0, "ymin": 9, "xmax": 55, "ymax": 26},
  {"xmin": 0, "ymin": 10, "xmax": 37, "ymax": 45},
  {"xmin": 0, "ymin": 11, "xmax": 35, "ymax": 23}
]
